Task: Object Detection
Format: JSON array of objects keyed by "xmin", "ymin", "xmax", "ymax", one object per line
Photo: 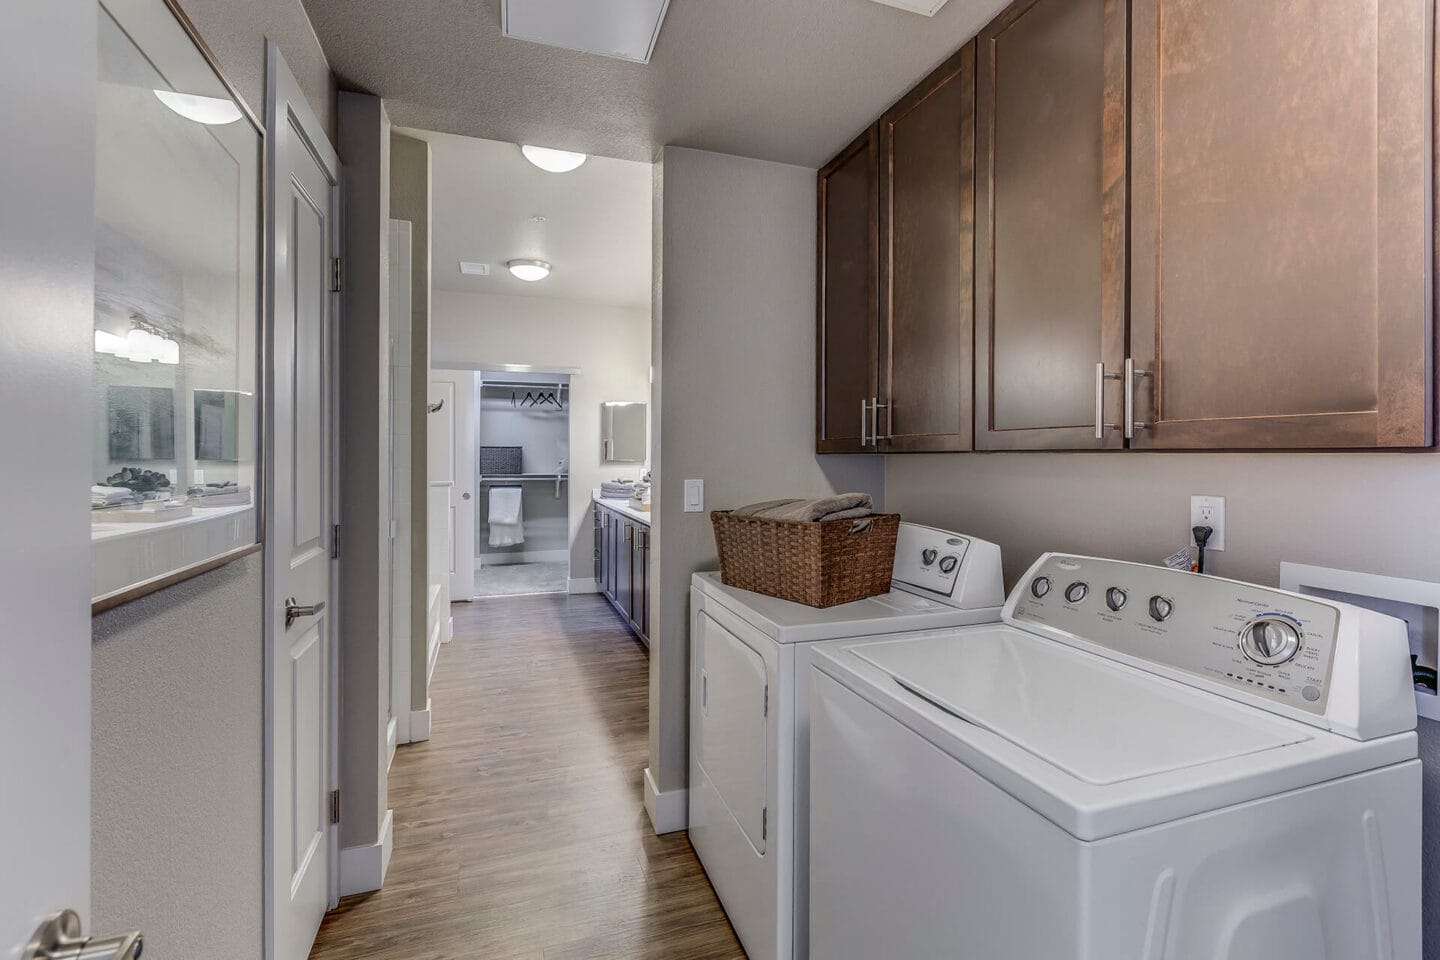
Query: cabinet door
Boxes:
[
  {"xmin": 593, "ymin": 507, "xmax": 603, "ymax": 584},
  {"xmin": 817, "ymin": 126, "xmax": 880, "ymax": 454},
  {"xmin": 633, "ymin": 527, "xmax": 650, "ymax": 641},
  {"xmin": 975, "ymin": 0, "xmax": 1127, "ymax": 450},
  {"xmin": 877, "ymin": 45, "xmax": 976, "ymax": 452},
  {"xmin": 602, "ymin": 512, "xmax": 616, "ymax": 602},
  {"xmin": 620, "ymin": 521, "xmax": 635, "ymax": 621},
  {"xmin": 1129, "ymin": 0, "xmax": 1432, "ymax": 449}
]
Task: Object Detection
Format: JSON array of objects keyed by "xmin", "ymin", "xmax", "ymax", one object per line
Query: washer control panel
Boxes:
[
  {"xmin": 1009, "ymin": 555, "xmax": 1340, "ymax": 715},
  {"xmin": 891, "ymin": 524, "xmax": 971, "ymax": 599}
]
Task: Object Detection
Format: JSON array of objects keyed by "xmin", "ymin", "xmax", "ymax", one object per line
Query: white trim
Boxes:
[
  {"xmin": 338, "ymin": 809, "xmax": 394, "ymax": 897},
  {"xmin": 385, "ymin": 715, "xmax": 398, "ymax": 770},
  {"xmin": 478, "ymin": 549, "xmax": 570, "ymax": 566},
  {"xmin": 568, "ymin": 577, "xmax": 600, "ymax": 594},
  {"xmin": 643, "ymin": 767, "xmax": 687, "ymax": 834},
  {"xmin": 410, "ymin": 700, "xmax": 432, "ymax": 742}
]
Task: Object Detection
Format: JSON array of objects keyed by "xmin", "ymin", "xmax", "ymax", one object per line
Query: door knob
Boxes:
[
  {"xmin": 24, "ymin": 910, "xmax": 143, "ymax": 960},
  {"xmin": 285, "ymin": 597, "xmax": 326, "ymax": 628},
  {"xmin": 462, "ymin": 492, "xmax": 471, "ymax": 500}
]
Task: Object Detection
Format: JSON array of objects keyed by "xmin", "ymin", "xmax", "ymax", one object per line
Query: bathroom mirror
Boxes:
[
  {"xmin": 90, "ymin": 0, "xmax": 262, "ymax": 611},
  {"xmin": 601, "ymin": 402, "xmax": 647, "ymax": 464}
]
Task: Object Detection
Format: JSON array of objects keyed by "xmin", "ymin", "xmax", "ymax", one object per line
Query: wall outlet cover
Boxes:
[
  {"xmin": 1190, "ymin": 495, "xmax": 1226, "ymax": 551},
  {"xmin": 683, "ymin": 479, "xmax": 704, "ymax": 513}
]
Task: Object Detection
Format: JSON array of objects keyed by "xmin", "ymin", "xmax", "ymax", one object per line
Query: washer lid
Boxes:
[{"xmin": 853, "ymin": 629, "xmax": 1308, "ymax": 785}]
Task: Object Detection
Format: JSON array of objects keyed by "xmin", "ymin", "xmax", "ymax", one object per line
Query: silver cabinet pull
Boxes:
[
  {"xmin": 859, "ymin": 398, "xmax": 869, "ymax": 446},
  {"xmin": 1094, "ymin": 362, "xmax": 1120, "ymax": 439},
  {"xmin": 24, "ymin": 910, "xmax": 142, "ymax": 960},
  {"xmin": 872, "ymin": 398, "xmax": 887, "ymax": 445},
  {"xmin": 285, "ymin": 596, "xmax": 326, "ymax": 628},
  {"xmin": 1124, "ymin": 357, "xmax": 1153, "ymax": 439}
]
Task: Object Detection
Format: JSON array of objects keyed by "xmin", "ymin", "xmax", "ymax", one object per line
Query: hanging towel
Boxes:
[{"xmin": 488, "ymin": 486, "xmax": 525, "ymax": 547}]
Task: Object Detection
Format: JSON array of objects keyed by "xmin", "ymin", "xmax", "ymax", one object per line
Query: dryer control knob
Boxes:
[
  {"xmin": 1148, "ymin": 595, "xmax": 1174, "ymax": 622},
  {"xmin": 1105, "ymin": 587, "xmax": 1128, "ymax": 611},
  {"xmin": 938, "ymin": 554, "xmax": 959, "ymax": 574},
  {"xmin": 1240, "ymin": 617, "xmax": 1302, "ymax": 666},
  {"xmin": 921, "ymin": 548, "xmax": 939, "ymax": 567},
  {"xmin": 1064, "ymin": 582, "xmax": 1089, "ymax": 604},
  {"xmin": 1030, "ymin": 576, "xmax": 1052, "ymax": 599}
]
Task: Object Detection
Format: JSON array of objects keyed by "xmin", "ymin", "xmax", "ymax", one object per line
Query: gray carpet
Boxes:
[{"xmin": 474, "ymin": 561, "xmax": 569, "ymax": 598}]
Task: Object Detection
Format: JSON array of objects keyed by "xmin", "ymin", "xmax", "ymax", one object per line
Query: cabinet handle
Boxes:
[
  {"xmin": 859, "ymin": 398, "xmax": 869, "ymax": 446},
  {"xmin": 1094, "ymin": 363, "xmax": 1120, "ymax": 440},
  {"xmin": 872, "ymin": 398, "xmax": 886, "ymax": 444},
  {"xmin": 624, "ymin": 525, "xmax": 634, "ymax": 543},
  {"xmin": 1124, "ymin": 357, "xmax": 1153, "ymax": 439}
]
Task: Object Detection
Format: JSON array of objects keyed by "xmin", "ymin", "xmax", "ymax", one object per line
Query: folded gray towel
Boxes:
[
  {"xmin": 600, "ymin": 481, "xmax": 637, "ymax": 499},
  {"xmin": 733, "ymin": 493, "xmax": 874, "ymax": 523}
]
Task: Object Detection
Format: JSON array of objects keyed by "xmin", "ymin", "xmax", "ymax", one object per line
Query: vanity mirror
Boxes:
[
  {"xmin": 601, "ymin": 402, "xmax": 647, "ymax": 464},
  {"xmin": 90, "ymin": 0, "xmax": 262, "ymax": 611}
]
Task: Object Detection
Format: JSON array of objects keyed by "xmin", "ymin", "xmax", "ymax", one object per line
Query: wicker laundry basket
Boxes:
[
  {"xmin": 480, "ymin": 445, "xmax": 523, "ymax": 476},
  {"xmin": 711, "ymin": 510, "xmax": 900, "ymax": 608}
]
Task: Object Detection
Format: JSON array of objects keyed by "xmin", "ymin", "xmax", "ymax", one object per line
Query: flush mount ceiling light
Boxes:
[
  {"xmin": 506, "ymin": 259, "xmax": 552, "ymax": 282},
  {"xmin": 521, "ymin": 145, "xmax": 587, "ymax": 173},
  {"xmin": 865, "ymin": 0, "xmax": 952, "ymax": 14},
  {"xmin": 153, "ymin": 90, "xmax": 243, "ymax": 125}
]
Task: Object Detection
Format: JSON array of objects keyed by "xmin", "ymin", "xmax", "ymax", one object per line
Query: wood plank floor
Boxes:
[{"xmin": 309, "ymin": 594, "xmax": 745, "ymax": 960}]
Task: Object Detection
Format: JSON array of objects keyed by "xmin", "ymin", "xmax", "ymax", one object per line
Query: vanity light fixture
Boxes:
[
  {"xmin": 507, "ymin": 259, "xmax": 552, "ymax": 282},
  {"xmin": 520, "ymin": 145, "xmax": 587, "ymax": 173},
  {"xmin": 98, "ymin": 319, "xmax": 179, "ymax": 365},
  {"xmin": 153, "ymin": 90, "xmax": 243, "ymax": 125}
]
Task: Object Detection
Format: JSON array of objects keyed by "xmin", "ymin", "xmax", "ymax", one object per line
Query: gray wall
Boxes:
[
  {"xmin": 883, "ymin": 450, "xmax": 1440, "ymax": 954},
  {"xmin": 338, "ymin": 91, "xmax": 391, "ymax": 850},
  {"xmin": 650, "ymin": 147, "xmax": 885, "ymax": 801},
  {"xmin": 390, "ymin": 132, "xmax": 432, "ymax": 710},
  {"xmin": 92, "ymin": 555, "xmax": 263, "ymax": 959},
  {"xmin": 89, "ymin": 1, "xmax": 334, "ymax": 955}
]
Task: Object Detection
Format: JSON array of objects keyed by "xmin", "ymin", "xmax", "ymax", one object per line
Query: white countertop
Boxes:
[{"xmin": 592, "ymin": 492, "xmax": 651, "ymax": 526}]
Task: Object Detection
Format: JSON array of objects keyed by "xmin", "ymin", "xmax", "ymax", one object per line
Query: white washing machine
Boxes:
[
  {"xmin": 688, "ymin": 523, "xmax": 1005, "ymax": 960},
  {"xmin": 809, "ymin": 552, "xmax": 1422, "ymax": 960}
]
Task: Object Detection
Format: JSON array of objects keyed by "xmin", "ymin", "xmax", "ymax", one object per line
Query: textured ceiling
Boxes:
[
  {"xmin": 407, "ymin": 128, "xmax": 652, "ymax": 306},
  {"xmin": 302, "ymin": 0, "xmax": 1011, "ymax": 166}
]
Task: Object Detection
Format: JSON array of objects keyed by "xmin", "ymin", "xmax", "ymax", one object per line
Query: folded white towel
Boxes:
[{"xmin": 488, "ymin": 487, "xmax": 524, "ymax": 547}]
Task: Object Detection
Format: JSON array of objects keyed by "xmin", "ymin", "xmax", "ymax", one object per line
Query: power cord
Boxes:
[{"xmin": 1192, "ymin": 525, "xmax": 1214, "ymax": 574}]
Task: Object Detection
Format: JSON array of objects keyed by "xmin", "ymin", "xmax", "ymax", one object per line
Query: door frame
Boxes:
[{"xmin": 263, "ymin": 39, "xmax": 344, "ymax": 957}]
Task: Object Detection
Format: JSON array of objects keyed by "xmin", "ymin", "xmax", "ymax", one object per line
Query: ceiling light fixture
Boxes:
[
  {"xmin": 506, "ymin": 259, "xmax": 552, "ymax": 282},
  {"xmin": 520, "ymin": 145, "xmax": 587, "ymax": 173},
  {"xmin": 153, "ymin": 90, "xmax": 243, "ymax": 125}
]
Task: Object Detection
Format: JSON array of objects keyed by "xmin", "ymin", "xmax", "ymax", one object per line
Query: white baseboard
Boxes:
[
  {"xmin": 644, "ymin": 767, "xmax": 687, "ymax": 835},
  {"xmin": 338, "ymin": 808, "xmax": 393, "ymax": 897},
  {"xmin": 409, "ymin": 699, "xmax": 431, "ymax": 742},
  {"xmin": 567, "ymin": 577, "xmax": 599, "ymax": 594},
  {"xmin": 478, "ymin": 549, "xmax": 569, "ymax": 566}
]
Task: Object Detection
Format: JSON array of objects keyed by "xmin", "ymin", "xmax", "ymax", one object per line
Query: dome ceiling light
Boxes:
[
  {"xmin": 506, "ymin": 259, "xmax": 552, "ymax": 282},
  {"xmin": 521, "ymin": 145, "xmax": 587, "ymax": 173}
]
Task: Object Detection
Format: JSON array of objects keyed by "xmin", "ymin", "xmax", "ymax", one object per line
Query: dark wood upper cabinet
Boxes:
[
  {"xmin": 878, "ymin": 44, "xmax": 977, "ymax": 452},
  {"xmin": 975, "ymin": 0, "xmax": 1127, "ymax": 450},
  {"xmin": 816, "ymin": 126, "xmax": 880, "ymax": 453},
  {"xmin": 1128, "ymin": 0, "xmax": 1433, "ymax": 449}
]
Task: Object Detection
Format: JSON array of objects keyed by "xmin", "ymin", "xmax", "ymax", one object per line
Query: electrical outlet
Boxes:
[{"xmin": 1190, "ymin": 495, "xmax": 1226, "ymax": 551}]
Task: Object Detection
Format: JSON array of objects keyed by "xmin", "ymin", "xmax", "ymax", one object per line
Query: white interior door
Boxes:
[
  {"xmin": 265, "ymin": 43, "xmax": 340, "ymax": 960},
  {"xmin": 2, "ymin": 0, "xmax": 96, "ymax": 952},
  {"xmin": 430, "ymin": 369, "xmax": 476, "ymax": 598}
]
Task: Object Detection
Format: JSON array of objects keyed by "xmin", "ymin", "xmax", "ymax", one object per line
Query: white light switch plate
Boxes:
[
  {"xmin": 1190, "ymin": 495, "xmax": 1225, "ymax": 551},
  {"xmin": 684, "ymin": 479, "xmax": 704, "ymax": 513}
]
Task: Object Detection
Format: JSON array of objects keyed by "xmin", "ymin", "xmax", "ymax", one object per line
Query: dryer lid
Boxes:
[{"xmin": 853, "ymin": 628, "xmax": 1310, "ymax": 785}]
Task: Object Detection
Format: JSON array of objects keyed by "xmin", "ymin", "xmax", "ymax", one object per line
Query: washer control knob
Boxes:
[
  {"xmin": 1148, "ymin": 595, "xmax": 1175, "ymax": 622},
  {"xmin": 1105, "ymin": 587, "xmax": 1128, "ymax": 611},
  {"xmin": 921, "ymin": 548, "xmax": 938, "ymax": 567},
  {"xmin": 1240, "ymin": 617, "xmax": 1302, "ymax": 666},
  {"xmin": 1030, "ymin": 576, "xmax": 1052, "ymax": 599},
  {"xmin": 938, "ymin": 554, "xmax": 959, "ymax": 574},
  {"xmin": 1064, "ymin": 581, "xmax": 1089, "ymax": 604}
]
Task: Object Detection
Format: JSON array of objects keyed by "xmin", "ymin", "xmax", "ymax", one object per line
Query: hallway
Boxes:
[{"xmin": 308, "ymin": 594, "xmax": 744, "ymax": 960}]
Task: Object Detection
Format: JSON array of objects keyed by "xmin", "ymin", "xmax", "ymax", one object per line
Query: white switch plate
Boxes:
[
  {"xmin": 1190, "ymin": 495, "xmax": 1226, "ymax": 551},
  {"xmin": 684, "ymin": 479, "xmax": 704, "ymax": 513}
]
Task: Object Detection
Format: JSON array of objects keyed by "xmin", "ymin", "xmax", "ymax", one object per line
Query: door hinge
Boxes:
[
  {"xmin": 329, "ymin": 789, "xmax": 341, "ymax": 825},
  {"xmin": 330, "ymin": 256, "xmax": 342, "ymax": 293},
  {"xmin": 331, "ymin": 524, "xmax": 340, "ymax": 559},
  {"xmin": 762, "ymin": 806, "xmax": 768, "ymax": 842},
  {"xmin": 763, "ymin": 684, "xmax": 769, "ymax": 718}
]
